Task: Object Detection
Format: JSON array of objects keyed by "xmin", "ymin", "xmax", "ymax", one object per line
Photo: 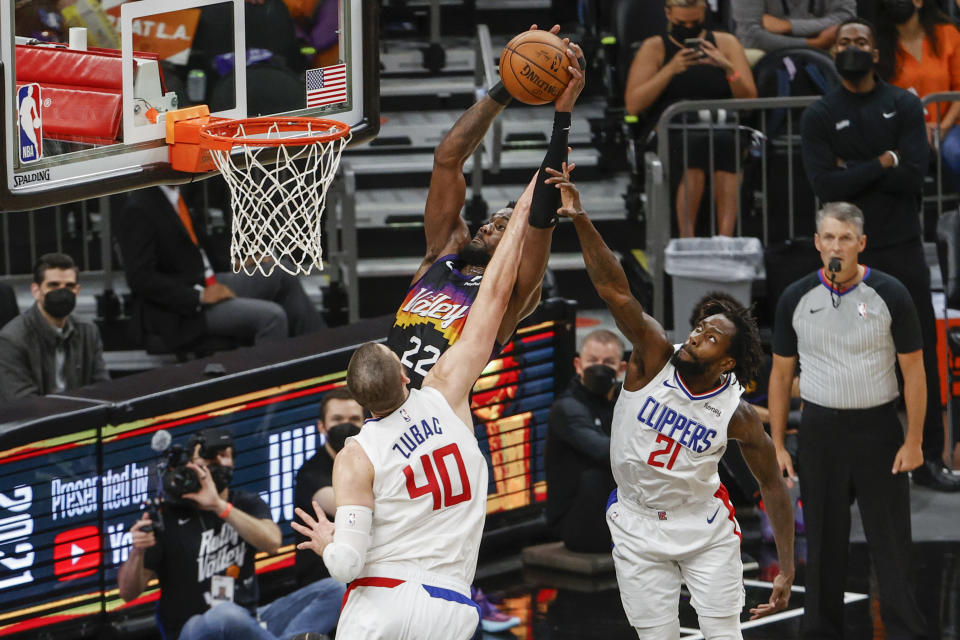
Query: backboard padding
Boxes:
[{"xmin": 1, "ymin": 0, "xmax": 379, "ymax": 211}]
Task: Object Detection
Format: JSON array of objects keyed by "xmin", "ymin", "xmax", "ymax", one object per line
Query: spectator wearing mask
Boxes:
[
  {"xmin": 118, "ymin": 428, "xmax": 345, "ymax": 640},
  {"xmin": 625, "ymin": 0, "xmax": 757, "ymax": 237},
  {"xmin": 0, "ymin": 252, "xmax": 109, "ymax": 400},
  {"xmin": 545, "ymin": 329, "xmax": 627, "ymax": 553},
  {"xmin": 800, "ymin": 17, "xmax": 960, "ymax": 491},
  {"xmin": 293, "ymin": 387, "xmax": 366, "ymax": 587},
  {"xmin": 734, "ymin": 0, "xmax": 856, "ymax": 58},
  {"xmin": 876, "ymin": 0, "xmax": 960, "ymax": 185}
]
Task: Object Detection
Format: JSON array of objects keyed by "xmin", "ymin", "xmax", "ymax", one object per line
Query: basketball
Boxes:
[{"xmin": 499, "ymin": 30, "xmax": 571, "ymax": 105}]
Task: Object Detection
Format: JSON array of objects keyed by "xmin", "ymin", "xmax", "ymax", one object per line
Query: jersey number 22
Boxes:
[{"xmin": 400, "ymin": 336, "xmax": 441, "ymax": 376}]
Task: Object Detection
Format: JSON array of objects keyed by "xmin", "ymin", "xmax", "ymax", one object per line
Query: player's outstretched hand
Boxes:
[
  {"xmin": 748, "ymin": 571, "xmax": 792, "ymax": 620},
  {"xmin": 527, "ymin": 23, "xmax": 562, "ymax": 35},
  {"xmin": 555, "ymin": 41, "xmax": 586, "ymax": 113},
  {"xmin": 292, "ymin": 500, "xmax": 335, "ymax": 557},
  {"xmin": 544, "ymin": 161, "xmax": 584, "ymax": 219}
]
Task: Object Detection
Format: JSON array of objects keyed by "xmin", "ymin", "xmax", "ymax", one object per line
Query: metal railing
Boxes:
[
  {"xmin": 645, "ymin": 96, "xmax": 819, "ymax": 321},
  {"xmin": 471, "ymin": 23, "xmax": 502, "ymax": 213},
  {"xmin": 644, "ymin": 92, "xmax": 960, "ymax": 321},
  {"xmin": 922, "ymin": 91, "xmax": 960, "ymax": 220}
]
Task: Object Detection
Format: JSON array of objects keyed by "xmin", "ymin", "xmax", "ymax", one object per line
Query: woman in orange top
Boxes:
[{"xmin": 877, "ymin": 0, "xmax": 960, "ymax": 179}]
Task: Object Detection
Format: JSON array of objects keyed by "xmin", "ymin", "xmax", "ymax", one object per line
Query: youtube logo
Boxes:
[{"xmin": 53, "ymin": 526, "xmax": 101, "ymax": 581}]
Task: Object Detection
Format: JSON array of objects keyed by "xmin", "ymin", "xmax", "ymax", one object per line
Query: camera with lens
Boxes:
[
  {"xmin": 149, "ymin": 428, "xmax": 235, "ymax": 510},
  {"xmin": 161, "ymin": 443, "xmax": 202, "ymax": 501}
]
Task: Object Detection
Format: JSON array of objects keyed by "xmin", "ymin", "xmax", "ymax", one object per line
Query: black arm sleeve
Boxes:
[{"xmin": 529, "ymin": 111, "xmax": 572, "ymax": 228}]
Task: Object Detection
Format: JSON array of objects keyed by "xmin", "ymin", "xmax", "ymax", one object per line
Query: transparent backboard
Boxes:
[{"xmin": 1, "ymin": 0, "xmax": 379, "ymax": 210}]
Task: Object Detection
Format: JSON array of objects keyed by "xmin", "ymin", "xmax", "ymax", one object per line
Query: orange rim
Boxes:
[{"xmin": 199, "ymin": 116, "xmax": 351, "ymax": 151}]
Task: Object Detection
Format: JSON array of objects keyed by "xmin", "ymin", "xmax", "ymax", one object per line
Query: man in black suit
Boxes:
[{"xmin": 115, "ymin": 185, "xmax": 324, "ymax": 351}]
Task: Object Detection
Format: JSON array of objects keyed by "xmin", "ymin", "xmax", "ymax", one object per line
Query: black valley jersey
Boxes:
[{"xmin": 388, "ymin": 254, "xmax": 484, "ymax": 388}]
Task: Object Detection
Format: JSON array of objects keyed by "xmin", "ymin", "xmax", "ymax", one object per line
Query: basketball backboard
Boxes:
[{"xmin": 1, "ymin": 0, "xmax": 379, "ymax": 211}]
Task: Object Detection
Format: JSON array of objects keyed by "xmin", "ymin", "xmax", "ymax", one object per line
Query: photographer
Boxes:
[{"xmin": 118, "ymin": 428, "xmax": 342, "ymax": 640}]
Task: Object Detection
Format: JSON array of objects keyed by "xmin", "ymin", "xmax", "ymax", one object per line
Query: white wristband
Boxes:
[
  {"xmin": 321, "ymin": 505, "xmax": 372, "ymax": 583},
  {"xmin": 888, "ymin": 150, "xmax": 900, "ymax": 168}
]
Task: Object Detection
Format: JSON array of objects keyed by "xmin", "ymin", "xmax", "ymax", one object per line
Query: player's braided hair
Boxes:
[{"xmin": 690, "ymin": 292, "xmax": 764, "ymax": 388}]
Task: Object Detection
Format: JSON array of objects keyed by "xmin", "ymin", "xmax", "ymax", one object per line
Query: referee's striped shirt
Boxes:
[{"xmin": 772, "ymin": 267, "xmax": 922, "ymax": 410}]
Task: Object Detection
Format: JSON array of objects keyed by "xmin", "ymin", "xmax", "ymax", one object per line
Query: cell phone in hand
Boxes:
[{"xmin": 683, "ymin": 37, "xmax": 702, "ymax": 51}]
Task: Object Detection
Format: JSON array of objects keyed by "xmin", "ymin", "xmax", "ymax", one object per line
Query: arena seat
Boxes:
[{"xmin": 0, "ymin": 281, "xmax": 17, "ymax": 329}]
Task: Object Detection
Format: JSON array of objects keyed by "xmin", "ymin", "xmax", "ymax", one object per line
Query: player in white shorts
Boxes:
[
  {"xmin": 548, "ymin": 167, "xmax": 796, "ymax": 639},
  {"xmin": 291, "ymin": 179, "xmax": 535, "ymax": 640}
]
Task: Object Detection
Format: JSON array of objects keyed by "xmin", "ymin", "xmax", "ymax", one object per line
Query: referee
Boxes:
[{"xmin": 768, "ymin": 202, "xmax": 927, "ymax": 639}]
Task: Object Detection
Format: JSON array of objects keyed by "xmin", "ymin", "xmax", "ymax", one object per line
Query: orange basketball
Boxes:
[{"xmin": 499, "ymin": 31, "xmax": 571, "ymax": 105}]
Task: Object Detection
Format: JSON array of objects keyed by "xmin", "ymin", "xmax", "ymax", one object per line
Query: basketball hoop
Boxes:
[{"xmin": 198, "ymin": 116, "xmax": 351, "ymax": 277}]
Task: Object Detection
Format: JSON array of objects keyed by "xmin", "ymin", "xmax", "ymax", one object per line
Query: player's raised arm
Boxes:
[
  {"xmin": 424, "ymin": 179, "xmax": 534, "ymax": 418},
  {"xmin": 418, "ymin": 99, "xmax": 502, "ymax": 283},
  {"xmin": 498, "ymin": 40, "xmax": 586, "ymax": 344},
  {"xmin": 546, "ymin": 167, "xmax": 673, "ymax": 381},
  {"xmin": 417, "ymin": 24, "xmax": 562, "ymax": 285}
]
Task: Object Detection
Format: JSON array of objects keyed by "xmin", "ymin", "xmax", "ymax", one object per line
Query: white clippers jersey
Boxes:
[
  {"xmin": 610, "ymin": 347, "xmax": 743, "ymax": 509},
  {"xmin": 351, "ymin": 386, "xmax": 488, "ymax": 586}
]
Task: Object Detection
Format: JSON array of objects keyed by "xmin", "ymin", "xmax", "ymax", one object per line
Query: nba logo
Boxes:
[
  {"xmin": 857, "ymin": 302, "xmax": 867, "ymax": 319},
  {"xmin": 400, "ymin": 408, "xmax": 411, "ymax": 422},
  {"xmin": 17, "ymin": 84, "xmax": 43, "ymax": 164}
]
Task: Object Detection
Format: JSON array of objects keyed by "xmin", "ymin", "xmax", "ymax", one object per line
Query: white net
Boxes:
[{"xmin": 208, "ymin": 120, "xmax": 350, "ymax": 277}]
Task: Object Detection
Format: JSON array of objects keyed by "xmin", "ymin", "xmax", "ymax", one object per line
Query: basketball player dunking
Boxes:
[
  {"xmin": 387, "ymin": 25, "xmax": 586, "ymax": 388},
  {"xmin": 546, "ymin": 168, "xmax": 795, "ymax": 639},
  {"xmin": 291, "ymin": 185, "xmax": 534, "ymax": 639}
]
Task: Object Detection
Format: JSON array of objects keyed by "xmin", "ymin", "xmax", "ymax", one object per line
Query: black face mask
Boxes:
[
  {"xmin": 835, "ymin": 47, "xmax": 875, "ymax": 82},
  {"xmin": 206, "ymin": 463, "xmax": 233, "ymax": 493},
  {"xmin": 670, "ymin": 21, "xmax": 704, "ymax": 43},
  {"xmin": 882, "ymin": 0, "xmax": 916, "ymax": 24},
  {"xmin": 326, "ymin": 423, "xmax": 361, "ymax": 453},
  {"xmin": 581, "ymin": 364, "xmax": 618, "ymax": 396},
  {"xmin": 42, "ymin": 287, "xmax": 76, "ymax": 319}
]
